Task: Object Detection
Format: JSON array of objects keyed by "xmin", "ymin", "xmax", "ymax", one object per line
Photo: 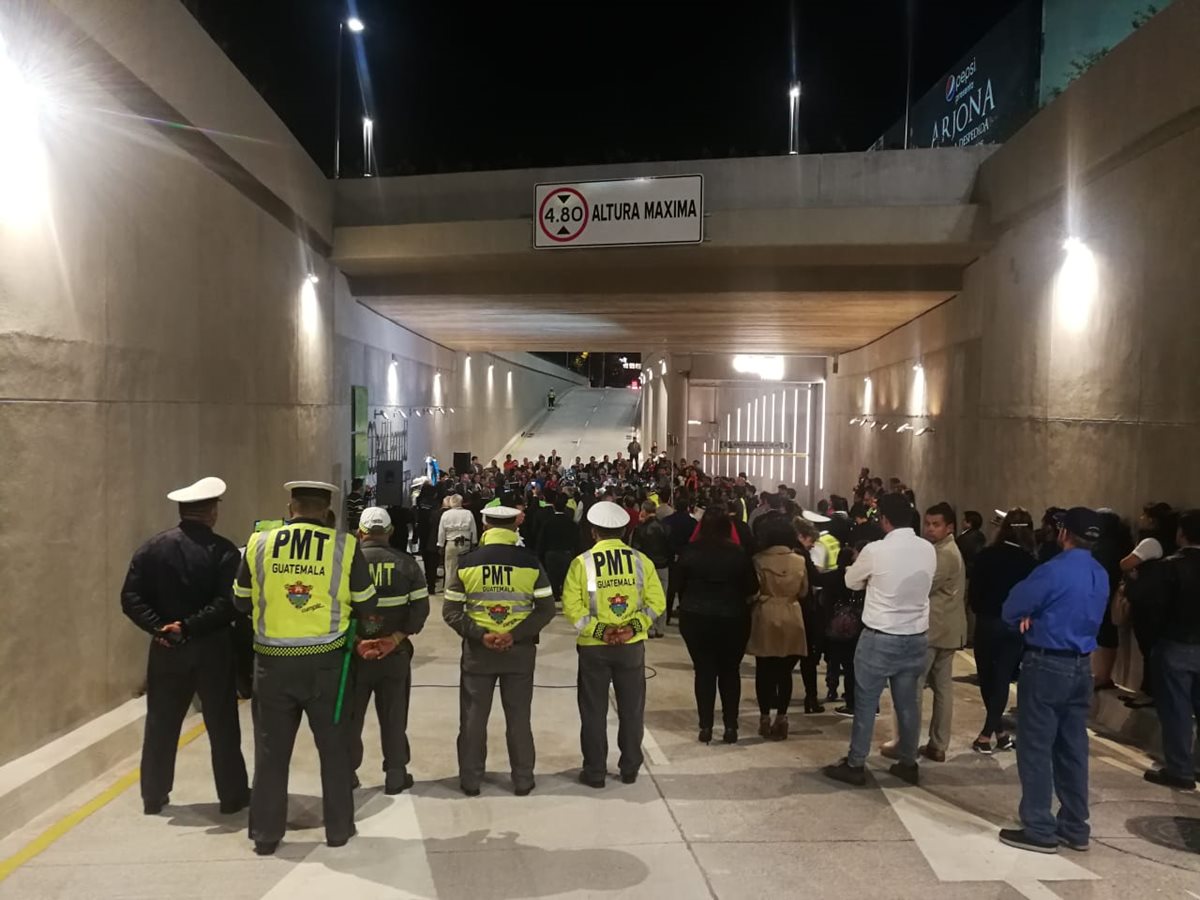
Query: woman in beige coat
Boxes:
[{"xmin": 748, "ymin": 517, "xmax": 810, "ymax": 739}]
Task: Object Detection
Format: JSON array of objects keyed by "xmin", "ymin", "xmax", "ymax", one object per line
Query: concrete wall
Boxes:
[
  {"xmin": 823, "ymin": 0, "xmax": 1200, "ymax": 518},
  {"xmin": 0, "ymin": 1, "xmax": 582, "ymax": 768},
  {"xmin": 333, "ymin": 282, "xmax": 586, "ymax": 484}
]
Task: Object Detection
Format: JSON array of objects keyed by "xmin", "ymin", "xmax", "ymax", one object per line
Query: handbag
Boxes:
[
  {"xmin": 826, "ymin": 590, "xmax": 865, "ymax": 641},
  {"xmin": 1110, "ymin": 583, "xmax": 1131, "ymax": 627}
]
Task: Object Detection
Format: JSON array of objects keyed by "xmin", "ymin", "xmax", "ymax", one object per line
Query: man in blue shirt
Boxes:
[{"xmin": 999, "ymin": 507, "xmax": 1108, "ymax": 854}]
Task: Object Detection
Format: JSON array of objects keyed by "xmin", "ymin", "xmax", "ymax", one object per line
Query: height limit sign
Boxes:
[{"xmin": 533, "ymin": 174, "xmax": 704, "ymax": 249}]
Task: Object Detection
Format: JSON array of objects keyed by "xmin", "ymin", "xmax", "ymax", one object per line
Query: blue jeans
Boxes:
[
  {"xmin": 1153, "ymin": 641, "xmax": 1200, "ymax": 780},
  {"xmin": 1016, "ymin": 651, "xmax": 1092, "ymax": 844},
  {"xmin": 849, "ymin": 628, "xmax": 928, "ymax": 767}
]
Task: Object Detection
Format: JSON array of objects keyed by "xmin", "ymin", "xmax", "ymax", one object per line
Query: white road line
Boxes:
[
  {"xmin": 642, "ymin": 726, "xmax": 670, "ymax": 767},
  {"xmin": 1097, "ymin": 755, "xmax": 1143, "ymax": 776},
  {"xmin": 1008, "ymin": 879, "xmax": 1063, "ymax": 899},
  {"xmin": 1088, "ymin": 730, "xmax": 1155, "ymax": 769}
]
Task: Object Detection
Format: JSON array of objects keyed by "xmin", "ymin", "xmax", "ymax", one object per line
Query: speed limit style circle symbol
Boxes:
[{"xmin": 538, "ymin": 186, "xmax": 589, "ymax": 243}]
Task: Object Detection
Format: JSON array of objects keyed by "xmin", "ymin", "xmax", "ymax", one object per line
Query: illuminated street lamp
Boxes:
[
  {"xmin": 787, "ymin": 83, "xmax": 801, "ymax": 155},
  {"xmin": 333, "ymin": 16, "xmax": 367, "ymax": 178}
]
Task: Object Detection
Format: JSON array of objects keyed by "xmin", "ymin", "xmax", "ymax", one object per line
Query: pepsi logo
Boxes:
[{"xmin": 945, "ymin": 75, "xmax": 957, "ymax": 102}]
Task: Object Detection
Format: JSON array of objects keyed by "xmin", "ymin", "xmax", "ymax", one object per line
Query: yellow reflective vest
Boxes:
[
  {"xmin": 444, "ymin": 528, "xmax": 553, "ymax": 634},
  {"xmin": 562, "ymin": 538, "xmax": 667, "ymax": 646},
  {"xmin": 817, "ymin": 532, "xmax": 841, "ymax": 571},
  {"xmin": 233, "ymin": 520, "xmax": 376, "ymax": 656}
]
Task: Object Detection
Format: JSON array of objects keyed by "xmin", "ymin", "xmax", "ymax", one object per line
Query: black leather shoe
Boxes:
[
  {"xmin": 514, "ymin": 783, "xmax": 535, "ymax": 797},
  {"xmin": 620, "ymin": 772, "xmax": 637, "ymax": 784},
  {"xmin": 578, "ymin": 772, "xmax": 606, "ymax": 789},
  {"xmin": 351, "ymin": 774, "xmax": 361, "ymax": 790},
  {"xmin": 254, "ymin": 841, "xmax": 278, "ymax": 856},
  {"xmin": 723, "ymin": 728, "xmax": 738, "ymax": 744},
  {"xmin": 143, "ymin": 795, "xmax": 169, "ymax": 815},
  {"xmin": 327, "ymin": 826, "xmax": 357, "ymax": 849},
  {"xmin": 385, "ymin": 774, "xmax": 415, "ymax": 796},
  {"xmin": 804, "ymin": 697, "xmax": 826, "ymax": 714},
  {"xmin": 698, "ymin": 728, "xmax": 713, "ymax": 743},
  {"xmin": 889, "ymin": 761, "xmax": 920, "ymax": 786},
  {"xmin": 1144, "ymin": 768, "xmax": 1197, "ymax": 790},
  {"xmin": 219, "ymin": 793, "xmax": 250, "ymax": 815},
  {"xmin": 461, "ymin": 785, "xmax": 481, "ymax": 797}
]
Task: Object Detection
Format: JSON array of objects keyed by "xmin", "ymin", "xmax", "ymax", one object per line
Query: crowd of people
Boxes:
[{"xmin": 124, "ymin": 450, "xmax": 1199, "ymax": 858}]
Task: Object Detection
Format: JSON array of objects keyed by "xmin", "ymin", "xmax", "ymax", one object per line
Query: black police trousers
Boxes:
[
  {"xmin": 250, "ymin": 650, "xmax": 355, "ymax": 845},
  {"xmin": 141, "ymin": 632, "xmax": 248, "ymax": 806},
  {"xmin": 348, "ymin": 641, "xmax": 414, "ymax": 785}
]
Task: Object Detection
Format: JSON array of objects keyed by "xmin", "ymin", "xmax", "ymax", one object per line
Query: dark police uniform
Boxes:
[
  {"xmin": 232, "ymin": 499, "xmax": 377, "ymax": 852},
  {"xmin": 349, "ymin": 540, "xmax": 429, "ymax": 793},
  {"xmin": 121, "ymin": 519, "xmax": 249, "ymax": 814}
]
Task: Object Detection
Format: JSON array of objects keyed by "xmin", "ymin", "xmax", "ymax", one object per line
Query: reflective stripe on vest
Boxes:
[
  {"xmin": 464, "ymin": 591, "xmax": 535, "ymax": 634},
  {"xmin": 249, "ymin": 525, "xmax": 356, "ymax": 649},
  {"xmin": 577, "ymin": 549, "xmax": 655, "ymax": 634}
]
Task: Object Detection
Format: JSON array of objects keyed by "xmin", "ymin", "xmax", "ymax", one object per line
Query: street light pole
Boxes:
[
  {"xmin": 333, "ymin": 21, "xmax": 343, "ymax": 178},
  {"xmin": 333, "ymin": 16, "xmax": 365, "ymax": 178}
]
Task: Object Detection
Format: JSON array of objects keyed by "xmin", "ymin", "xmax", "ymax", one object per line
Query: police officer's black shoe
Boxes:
[
  {"xmin": 219, "ymin": 792, "xmax": 251, "ymax": 814},
  {"xmin": 578, "ymin": 772, "xmax": 606, "ymax": 789},
  {"xmin": 620, "ymin": 772, "xmax": 637, "ymax": 785},
  {"xmin": 254, "ymin": 841, "xmax": 278, "ymax": 856},
  {"xmin": 461, "ymin": 785, "xmax": 481, "ymax": 797},
  {"xmin": 327, "ymin": 826, "xmax": 357, "ymax": 849},
  {"xmin": 385, "ymin": 774, "xmax": 415, "ymax": 796},
  {"xmin": 143, "ymin": 795, "xmax": 169, "ymax": 815},
  {"xmin": 514, "ymin": 783, "xmax": 535, "ymax": 797}
]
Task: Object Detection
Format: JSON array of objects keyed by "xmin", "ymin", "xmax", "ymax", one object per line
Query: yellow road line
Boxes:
[{"xmin": 0, "ymin": 720, "xmax": 209, "ymax": 883}]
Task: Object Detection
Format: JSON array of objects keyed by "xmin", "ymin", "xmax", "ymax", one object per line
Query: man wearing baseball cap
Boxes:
[
  {"xmin": 563, "ymin": 500, "xmax": 667, "ymax": 788},
  {"xmin": 348, "ymin": 507, "xmax": 429, "ymax": 796},
  {"xmin": 998, "ymin": 506, "xmax": 1109, "ymax": 854},
  {"xmin": 442, "ymin": 506, "xmax": 555, "ymax": 796}
]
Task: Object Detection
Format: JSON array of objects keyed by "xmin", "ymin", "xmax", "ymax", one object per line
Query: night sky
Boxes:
[{"xmin": 184, "ymin": 0, "xmax": 1026, "ymax": 177}]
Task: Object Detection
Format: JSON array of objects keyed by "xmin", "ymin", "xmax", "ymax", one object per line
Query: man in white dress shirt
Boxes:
[{"xmin": 823, "ymin": 493, "xmax": 936, "ymax": 787}]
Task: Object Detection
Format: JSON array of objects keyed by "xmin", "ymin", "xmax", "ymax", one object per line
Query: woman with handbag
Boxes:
[{"xmin": 816, "ymin": 546, "xmax": 866, "ymax": 718}]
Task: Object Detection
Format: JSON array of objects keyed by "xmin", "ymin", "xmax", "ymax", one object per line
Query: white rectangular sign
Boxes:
[{"xmin": 533, "ymin": 174, "xmax": 704, "ymax": 249}]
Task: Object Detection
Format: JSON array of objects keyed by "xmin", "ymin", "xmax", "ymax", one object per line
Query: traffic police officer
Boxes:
[
  {"xmin": 349, "ymin": 507, "xmax": 429, "ymax": 794},
  {"xmin": 443, "ymin": 506, "xmax": 555, "ymax": 796},
  {"xmin": 804, "ymin": 510, "xmax": 841, "ymax": 572},
  {"xmin": 232, "ymin": 481, "xmax": 377, "ymax": 856},
  {"xmin": 562, "ymin": 501, "xmax": 666, "ymax": 788},
  {"xmin": 121, "ymin": 476, "xmax": 249, "ymax": 816}
]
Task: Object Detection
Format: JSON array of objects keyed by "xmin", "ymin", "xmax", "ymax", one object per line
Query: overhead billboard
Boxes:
[
  {"xmin": 532, "ymin": 174, "xmax": 704, "ymax": 249},
  {"xmin": 871, "ymin": 0, "xmax": 1042, "ymax": 150}
]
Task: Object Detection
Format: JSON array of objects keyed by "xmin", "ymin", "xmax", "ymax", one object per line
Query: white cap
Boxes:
[
  {"xmin": 994, "ymin": 508, "xmax": 1007, "ymax": 520},
  {"xmin": 167, "ymin": 476, "xmax": 226, "ymax": 504},
  {"xmin": 802, "ymin": 509, "xmax": 831, "ymax": 524},
  {"xmin": 588, "ymin": 501, "xmax": 630, "ymax": 529},
  {"xmin": 284, "ymin": 480, "xmax": 339, "ymax": 494},
  {"xmin": 482, "ymin": 505, "xmax": 521, "ymax": 521},
  {"xmin": 359, "ymin": 507, "xmax": 392, "ymax": 532}
]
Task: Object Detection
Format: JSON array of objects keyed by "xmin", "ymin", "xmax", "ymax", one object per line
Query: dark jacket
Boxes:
[
  {"xmin": 536, "ymin": 510, "xmax": 579, "ymax": 557},
  {"xmin": 1131, "ymin": 547, "xmax": 1200, "ymax": 644},
  {"xmin": 675, "ymin": 539, "xmax": 758, "ymax": 618},
  {"xmin": 632, "ymin": 518, "xmax": 672, "ymax": 569},
  {"xmin": 1162, "ymin": 547, "xmax": 1200, "ymax": 644},
  {"xmin": 956, "ymin": 528, "xmax": 987, "ymax": 576},
  {"xmin": 969, "ymin": 541, "xmax": 1038, "ymax": 618},
  {"xmin": 360, "ymin": 542, "xmax": 429, "ymax": 637},
  {"xmin": 664, "ymin": 509, "xmax": 697, "ymax": 557},
  {"xmin": 120, "ymin": 521, "xmax": 240, "ymax": 640}
]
